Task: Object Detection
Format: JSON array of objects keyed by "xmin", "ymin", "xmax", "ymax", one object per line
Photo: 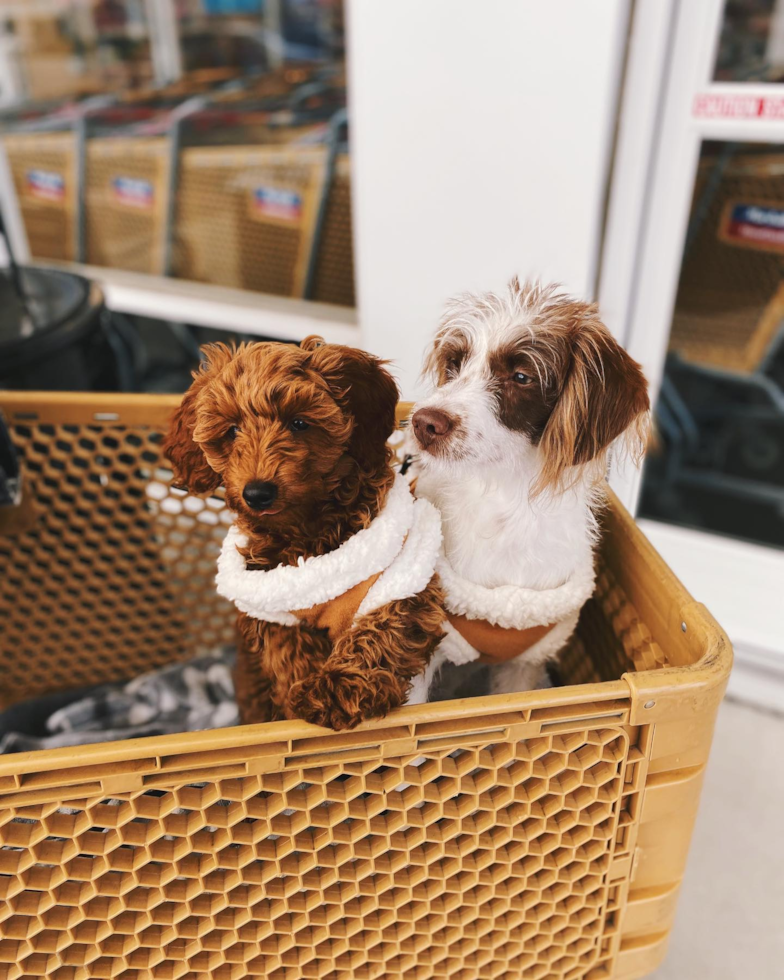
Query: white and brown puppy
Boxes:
[{"xmin": 407, "ymin": 278, "xmax": 649, "ymax": 698}]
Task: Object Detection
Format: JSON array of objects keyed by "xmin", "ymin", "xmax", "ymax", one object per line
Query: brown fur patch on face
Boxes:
[
  {"xmin": 424, "ymin": 334, "xmax": 468, "ymax": 387},
  {"xmin": 164, "ymin": 340, "xmax": 399, "ymax": 565},
  {"xmin": 421, "ymin": 279, "xmax": 649, "ymax": 491},
  {"xmin": 530, "ymin": 299, "xmax": 650, "ymax": 493},
  {"xmin": 489, "ymin": 346, "xmax": 558, "ymax": 443},
  {"xmin": 191, "ymin": 343, "xmax": 352, "ymax": 533}
]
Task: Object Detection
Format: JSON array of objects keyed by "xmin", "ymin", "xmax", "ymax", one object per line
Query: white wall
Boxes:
[{"xmin": 348, "ymin": 0, "xmax": 630, "ymax": 393}]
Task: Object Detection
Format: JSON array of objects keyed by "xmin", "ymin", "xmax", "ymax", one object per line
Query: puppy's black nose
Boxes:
[
  {"xmin": 242, "ymin": 481, "xmax": 278, "ymax": 510},
  {"xmin": 411, "ymin": 408, "xmax": 455, "ymax": 449}
]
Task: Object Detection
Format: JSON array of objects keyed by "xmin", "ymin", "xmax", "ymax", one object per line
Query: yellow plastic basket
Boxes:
[{"xmin": 0, "ymin": 393, "xmax": 732, "ymax": 980}]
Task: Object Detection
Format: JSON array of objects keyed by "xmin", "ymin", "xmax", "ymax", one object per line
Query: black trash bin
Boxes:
[{"xmin": 0, "ymin": 266, "xmax": 117, "ymax": 391}]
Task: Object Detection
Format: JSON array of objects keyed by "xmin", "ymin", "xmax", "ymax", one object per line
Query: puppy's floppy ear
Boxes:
[
  {"xmin": 307, "ymin": 342, "xmax": 399, "ymax": 467},
  {"xmin": 537, "ymin": 304, "xmax": 649, "ymax": 492},
  {"xmin": 163, "ymin": 343, "xmax": 236, "ymax": 493}
]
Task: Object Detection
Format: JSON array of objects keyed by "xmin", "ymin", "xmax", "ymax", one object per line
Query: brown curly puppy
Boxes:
[{"xmin": 164, "ymin": 337, "xmax": 444, "ymax": 730}]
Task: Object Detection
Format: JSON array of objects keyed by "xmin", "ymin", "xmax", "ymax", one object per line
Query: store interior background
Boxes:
[{"xmin": 0, "ymin": 3, "xmax": 782, "ymax": 977}]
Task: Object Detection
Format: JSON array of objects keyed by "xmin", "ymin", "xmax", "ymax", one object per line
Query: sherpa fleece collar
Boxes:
[
  {"xmin": 216, "ymin": 474, "xmax": 441, "ymax": 624},
  {"xmin": 437, "ymin": 555, "xmax": 595, "ymax": 631}
]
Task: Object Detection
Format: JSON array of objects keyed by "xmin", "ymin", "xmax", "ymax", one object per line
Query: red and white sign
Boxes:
[
  {"xmin": 719, "ymin": 201, "xmax": 784, "ymax": 254},
  {"xmin": 693, "ymin": 93, "xmax": 784, "ymax": 120},
  {"xmin": 112, "ymin": 176, "xmax": 154, "ymax": 210},
  {"xmin": 26, "ymin": 169, "xmax": 65, "ymax": 203},
  {"xmin": 251, "ymin": 186, "xmax": 302, "ymax": 222}
]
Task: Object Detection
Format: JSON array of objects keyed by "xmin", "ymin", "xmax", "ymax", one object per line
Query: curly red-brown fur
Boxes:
[
  {"xmin": 236, "ymin": 617, "xmax": 333, "ymax": 724},
  {"xmin": 287, "ymin": 578, "xmax": 445, "ymax": 729},
  {"xmin": 164, "ymin": 337, "xmax": 444, "ymax": 729}
]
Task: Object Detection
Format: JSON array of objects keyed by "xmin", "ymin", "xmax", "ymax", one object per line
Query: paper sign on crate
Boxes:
[
  {"xmin": 249, "ymin": 185, "xmax": 303, "ymax": 222},
  {"xmin": 719, "ymin": 200, "xmax": 784, "ymax": 254},
  {"xmin": 112, "ymin": 176, "xmax": 155, "ymax": 210},
  {"xmin": 25, "ymin": 168, "xmax": 65, "ymax": 203}
]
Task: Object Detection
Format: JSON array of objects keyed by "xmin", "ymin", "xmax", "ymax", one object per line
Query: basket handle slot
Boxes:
[
  {"xmin": 143, "ymin": 763, "xmax": 249, "ymax": 787},
  {"xmin": 289, "ymin": 725, "xmax": 413, "ymax": 755},
  {"xmin": 530, "ymin": 699, "xmax": 628, "ymax": 723},
  {"xmin": 539, "ymin": 712, "xmax": 626, "ymax": 733},
  {"xmin": 416, "ymin": 728, "xmax": 509, "ymax": 751},
  {"xmin": 0, "ymin": 781, "xmax": 104, "ymax": 807},
  {"xmin": 285, "ymin": 744, "xmax": 398, "ymax": 767}
]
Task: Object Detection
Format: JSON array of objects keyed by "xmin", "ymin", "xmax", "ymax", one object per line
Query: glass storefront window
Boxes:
[
  {"xmin": 0, "ymin": 0, "xmax": 352, "ymax": 308},
  {"xmin": 714, "ymin": 0, "xmax": 784, "ymax": 82},
  {"xmin": 1, "ymin": 1, "xmax": 156, "ymax": 100},
  {"xmin": 638, "ymin": 140, "xmax": 784, "ymax": 549}
]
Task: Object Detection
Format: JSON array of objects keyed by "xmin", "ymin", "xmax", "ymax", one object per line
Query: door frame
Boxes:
[{"xmin": 602, "ymin": 0, "xmax": 784, "ymax": 710}]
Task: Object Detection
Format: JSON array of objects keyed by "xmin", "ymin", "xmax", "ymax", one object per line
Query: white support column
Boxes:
[
  {"xmin": 347, "ymin": 0, "xmax": 631, "ymax": 394},
  {"xmin": 145, "ymin": 0, "xmax": 182, "ymax": 87},
  {"xmin": 0, "ymin": 22, "xmax": 26, "ymax": 107},
  {"xmin": 599, "ymin": 0, "xmax": 678, "ymax": 509},
  {"xmin": 598, "ymin": 0, "xmax": 678, "ymax": 346},
  {"xmin": 765, "ymin": 0, "xmax": 784, "ymax": 70},
  {"xmin": 264, "ymin": 0, "xmax": 285, "ymax": 70},
  {"xmin": 0, "ymin": 140, "xmax": 29, "ymax": 266}
]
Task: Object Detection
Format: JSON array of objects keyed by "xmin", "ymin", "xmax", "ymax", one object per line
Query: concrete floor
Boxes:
[{"xmin": 651, "ymin": 698, "xmax": 784, "ymax": 980}]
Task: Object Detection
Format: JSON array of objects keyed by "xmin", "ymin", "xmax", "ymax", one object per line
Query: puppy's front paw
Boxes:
[{"xmin": 287, "ymin": 669, "xmax": 396, "ymax": 731}]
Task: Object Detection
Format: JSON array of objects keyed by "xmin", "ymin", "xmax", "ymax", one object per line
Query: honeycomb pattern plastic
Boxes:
[
  {"xmin": 174, "ymin": 145, "xmax": 327, "ymax": 298},
  {"xmin": 0, "ymin": 722, "xmax": 646, "ymax": 980},
  {"xmin": 0, "ymin": 412, "xmax": 235, "ymax": 704},
  {"xmin": 670, "ymin": 151, "xmax": 784, "ymax": 371},
  {"xmin": 0, "ymin": 394, "xmax": 732, "ymax": 980},
  {"xmin": 0, "ymin": 403, "xmax": 667, "ymax": 708},
  {"xmin": 85, "ymin": 138, "xmax": 171, "ymax": 276},
  {"xmin": 4, "ymin": 132, "xmax": 77, "ymax": 262},
  {"xmin": 310, "ymin": 155, "xmax": 355, "ymax": 308}
]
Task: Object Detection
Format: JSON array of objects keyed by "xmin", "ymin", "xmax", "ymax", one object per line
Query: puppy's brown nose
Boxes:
[{"xmin": 411, "ymin": 408, "xmax": 454, "ymax": 449}]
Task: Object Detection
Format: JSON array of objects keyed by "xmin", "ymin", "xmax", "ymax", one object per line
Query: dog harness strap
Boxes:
[
  {"xmin": 446, "ymin": 613, "xmax": 557, "ymax": 664},
  {"xmin": 293, "ymin": 572, "xmax": 382, "ymax": 641}
]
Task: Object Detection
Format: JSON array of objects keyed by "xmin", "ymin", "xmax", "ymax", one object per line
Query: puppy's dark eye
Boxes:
[
  {"xmin": 227, "ymin": 425, "xmax": 240, "ymax": 439},
  {"xmin": 513, "ymin": 371, "xmax": 533, "ymax": 386},
  {"xmin": 444, "ymin": 351, "xmax": 465, "ymax": 380},
  {"xmin": 290, "ymin": 418, "xmax": 310, "ymax": 432}
]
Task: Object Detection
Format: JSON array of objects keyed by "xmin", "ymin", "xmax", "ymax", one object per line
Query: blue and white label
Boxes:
[
  {"xmin": 251, "ymin": 186, "xmax": 302, "ymax": 222},
  {"xmin": 112, "ymin": 176, "xmax": 154, "ymax": 210},
  {"xmin": 26, "ymin": 169, "xmax": 65, "ymax": 202},
  {"xmin": 721, "ymin": 201, "xmax": 784, "ymax": 253}
]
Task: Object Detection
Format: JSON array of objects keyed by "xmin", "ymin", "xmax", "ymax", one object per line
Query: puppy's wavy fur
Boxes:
[
  {"xmin": 165, "ymin": 338, "xmax": 444, "ymax": 729},
  {"xmin": 413, "ymin": 279, "xmax": 649, "ymax": 693}
]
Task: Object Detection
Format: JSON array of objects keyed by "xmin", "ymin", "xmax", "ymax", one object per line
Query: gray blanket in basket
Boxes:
[
  {"xmin": 0, "ymin": 647, "xmax": 498, "ymax": 755},
  {"xmin": 0, "ymin": 647, "xmax": 238, "ymax": 754}
]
